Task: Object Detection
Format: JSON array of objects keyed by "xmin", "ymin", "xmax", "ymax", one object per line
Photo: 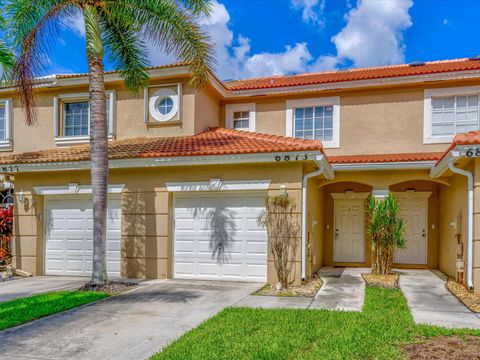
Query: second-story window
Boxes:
[
  {"xmin": 432, "ymin": 95, "xmax": 479, "ymax": 136},
  {"xmin": 226, "ymin": 103, "xmax": 256, "ymax": 132},
  {"xmin": 0, "ymin": 104, "xmax": 7, "ymax": 140},
  {"xmin": 233, "ymin": 111, "xmax": 250, "ymax": 130},
  {"xmin": 64, "ymin": 101, "xmax": 89, "ymax": 136},
  {"xmin": 0, "ymin": 99, "xmax": 12, "ymax": 151},
  {"xmin": 286, "ymin": 97, "xmax": 340, "ymax": 148},
  {"xmin": 54, "ymin": 91, "xmax": 115, "ymax": 146},
  {"xmin": 294, "ymin": 106, "xmax": 333, "ymax": 141}
]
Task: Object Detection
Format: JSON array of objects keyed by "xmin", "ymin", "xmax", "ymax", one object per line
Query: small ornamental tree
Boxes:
[
  {"xmin": 0, "ymin": 206, "xmax": 13, "ymax": 268},
  {"xmin": 258, "ymin": 192, "xmax": 300, "ymax": 289},
  {"xmin": 367, "ymin": 193, "xmax": 406, "ymax": 275}
]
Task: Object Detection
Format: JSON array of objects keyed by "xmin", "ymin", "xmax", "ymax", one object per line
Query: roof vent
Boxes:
[
  {"xmin": 408, "ymin": 61, "xmax": 426, "ymax": 67},
  {"xmin": 469, "ymin": 55, "xmax": 480, "ymax": 61}
]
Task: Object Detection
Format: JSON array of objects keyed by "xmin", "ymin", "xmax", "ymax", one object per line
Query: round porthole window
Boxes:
[{"xmin": 149, "ymin": 88, "xmax": 178, "ymax": 122}]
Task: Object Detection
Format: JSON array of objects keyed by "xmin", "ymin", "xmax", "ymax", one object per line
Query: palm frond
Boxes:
[
  {"xmin": 180, "ymin": 0, "xmax": 212, "ymax": 16},
  {"xmin": 5, "ymin": 0, "xmax": 78, "ymax": 125},
  {"xmin": 98, "ymin": 9, "xmax": 149, "ymax": 92},
  {"xmin": 109, "ymin": 0, "xmax": 214, "ymax": 87},
  {"xmin": 0, "ymin": 41, "xmax": 15, "ymax": 82}
]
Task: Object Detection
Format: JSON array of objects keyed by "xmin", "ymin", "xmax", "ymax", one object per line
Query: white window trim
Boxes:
[
  {"xmin": 33, "ymin": 183, "xmax": 125, "ymax": 195},
  {"xmin": 54, "ymin": 91, "xmax": 116, "ymax": 146},
  {"xmin": 144, "ymin": 83, "xmax": 182, "ymax": 123},
  {"xmin": 286, "ymin": 96, "xmax": 340, "ymax": 148},
  {"xmin": 424, "ymin": 85, "xmax": 480, "ymax": 144},
  {"xmin": 166, "ymin": 179, "xmax": 270, "ymax": 192},
  {"xmin": 225, "ymin": 103, "xmax": 256, "ymax": 132},
  {"xmin": 0, "ymin": 99, "xmax": 12, "ymax": 151}
]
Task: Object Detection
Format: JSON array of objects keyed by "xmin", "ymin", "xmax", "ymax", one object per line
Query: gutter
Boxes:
[
  {"xmin": 448, "ymin": 154, "xmax": 474, "ymax": 290},
  {"xmin": 332, "ymin": 161, "xmax": 435, "ymax": 171},
  {"xmin": 301, "ymin": 154, "xmax": 334, "ymax": 279}
]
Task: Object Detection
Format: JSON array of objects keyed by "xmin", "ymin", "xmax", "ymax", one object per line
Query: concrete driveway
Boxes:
[
  {"xmin": 0, "ymin": 279, "xmax": 261, "ymax": 360},
  {"xmin": 0, "ymin": 276, "xmax": 87, "ymax": 303}
]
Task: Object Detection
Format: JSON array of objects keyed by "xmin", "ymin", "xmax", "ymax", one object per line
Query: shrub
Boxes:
[
  {"xmin": 367, "ymin": 193, "xmax": 406, "ymax": 275},
  {"xmin": 258, "ymin": 192, "xmax": 300, "ymax": 289},
  {"xmin": 0, "ymin": 206, "xmax": 13, "ymax": 268}
]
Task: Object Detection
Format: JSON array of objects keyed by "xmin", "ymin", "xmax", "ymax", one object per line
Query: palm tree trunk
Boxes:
[{"xmin": 84, "ymin": 6, "xmax": 108, "ymax": 285}]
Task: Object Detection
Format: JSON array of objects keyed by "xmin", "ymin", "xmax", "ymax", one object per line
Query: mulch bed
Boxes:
[
  {"xmin": 402, "ymin": 336, "xmax": 480, "ymax": 360},
  {"xmin": 362, "ymin": 273, "xmax": 399, "ymax": 288},
  {"xmin": 447, "ymin": 278, "xmax": 480, "ymax": 313},
  {"xmin": 79, "ymin": 281, "xmax": 139, "ymax": 295},
  {"xmin": 255, "ymin": 277, "xmax": 322, "ymax": 298}
]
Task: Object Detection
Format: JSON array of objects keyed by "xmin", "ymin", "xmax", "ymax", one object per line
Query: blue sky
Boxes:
[{"xmin": 47, "ymin": 0, "xmax": 480, "ymax": 80}]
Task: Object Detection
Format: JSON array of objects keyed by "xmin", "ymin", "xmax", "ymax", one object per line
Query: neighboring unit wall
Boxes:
[
  {"xmin": 474, "ymin": 159, "xmax": 480, "ymax": 292},
  {"xmin": 438, "ymin": 173, "xmax": 468, "ymax": 280},
  {"xmin": 11, "ymin": 162, "xmax": 304, "ymax": 283}
]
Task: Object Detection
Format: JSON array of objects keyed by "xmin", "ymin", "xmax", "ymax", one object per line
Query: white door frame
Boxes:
[
  {"xmin": 331, "ymin": 192, "xmax": 369, "ymax": 263},
  {"xmin": 393, "ymin": 191, "xmax": 430, "ymax": 265}
]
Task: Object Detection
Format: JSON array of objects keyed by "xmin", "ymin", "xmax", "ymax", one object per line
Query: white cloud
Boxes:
[
  {"xmin": 63, "ymin": 0, "xmax": 414, "ymax": 80},
  {"xmin": 332, "ymin": 0, "xmax": 413, "ymax": 67},
  {"xmin": 291, "ymin": 0, "xmax": 326, "ymax": 28},
  {"xmin": 443, "ymin": 18, "xmax": 451, "ymax": 26}
]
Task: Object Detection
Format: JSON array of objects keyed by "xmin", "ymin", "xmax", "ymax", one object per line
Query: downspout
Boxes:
[
  {"xmin": 301, "ymin": 154, "xmax": 334, "ymax": 280},
  {"xmin": 448, "ymin": 159, "xmax": 474, "ymax": 289}
]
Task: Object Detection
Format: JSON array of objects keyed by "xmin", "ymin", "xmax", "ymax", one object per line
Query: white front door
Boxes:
[
  {"xmin": 334, "ymin": 199, "xmax": 365, "ymax": 263},
  {"xmin": 44, "ymin": 196, "xmax": 121, "ymax": 277},
  {"xmin": 394, "ymin": 198, "xmax": 427, "ymax": 265},
  {"xmin": 173, "ymin": 192, "xmax": 268, "ymax": 282}
]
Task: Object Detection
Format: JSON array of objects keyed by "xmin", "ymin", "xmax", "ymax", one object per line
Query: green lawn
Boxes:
[
  {"xmin": 0, "ymin": 291, "xmax": 108, "ymax": 331},
  {"xmin": 154, "ymin": 287, "xmax": 480, "ymax": 360}
]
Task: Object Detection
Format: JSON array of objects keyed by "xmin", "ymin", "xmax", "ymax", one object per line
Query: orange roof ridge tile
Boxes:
[{"xmin": 329, "ymin": 152, "xmax": 443, "ymax": 164}]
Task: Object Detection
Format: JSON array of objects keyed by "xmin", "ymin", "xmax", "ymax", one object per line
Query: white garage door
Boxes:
[
  {"xmin": 174, "ymin": 192, "xmax": 268, "ymax": 282},
  {"xmin": 45, "ymin": 196, "xmax": 121, "ymax": 277}
]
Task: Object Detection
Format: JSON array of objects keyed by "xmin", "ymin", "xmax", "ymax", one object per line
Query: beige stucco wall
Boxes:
[
  {"xmin": 438, "ymin": 172, "xmax": 468, "ymax": 281},
  {"xmin": 12, "ymin": 162, "xmax": 305, "ymax": 283},
  {"xmin": 6, "ymin": 77, "xmax": 204, "ymax": 154}
]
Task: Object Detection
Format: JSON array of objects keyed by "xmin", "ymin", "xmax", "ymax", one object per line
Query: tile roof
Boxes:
[
  {"xmin": 436, "ymin": 130, "xmax": 480, "ymax": 164},
  {"xmin": 224, "ymin": 58, "xmax": 480, "ymax": 91},
  {"xmin": 329, "ymin": 152, "xmax": 443, "ymax": 164},
  {"xmin": 0, "ymin": 128, "xmax": 323, "ymax": 165}
]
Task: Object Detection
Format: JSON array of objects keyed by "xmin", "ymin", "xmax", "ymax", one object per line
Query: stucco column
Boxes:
[{"xmin": 473, "ymin": 158, "xmax": 480, "ymax": 292}]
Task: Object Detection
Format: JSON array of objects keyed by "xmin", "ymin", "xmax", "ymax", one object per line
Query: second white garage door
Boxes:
[
  {"xmin": 174, "ymin": 192, "xmax": 268, "ymax": 282},
  {"xmin": 44, "ymin": 196, "xmax": 121, "ymax": 277}
]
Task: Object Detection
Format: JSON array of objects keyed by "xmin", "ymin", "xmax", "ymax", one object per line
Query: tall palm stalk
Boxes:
[{"xmin": 4, "ymin": 0, "xmax": 213, "ymax": 287}]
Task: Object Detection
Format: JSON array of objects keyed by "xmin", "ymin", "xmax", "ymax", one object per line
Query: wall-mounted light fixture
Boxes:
[{"xmin": 17, "ymin": 191, "xmax": 25, "ymax": 204}]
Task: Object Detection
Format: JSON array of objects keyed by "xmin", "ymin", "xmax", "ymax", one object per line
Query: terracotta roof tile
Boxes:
[
  {"xmin": 225, "ymin": 58, "xmax": 480, "ymax": 91},
  {"xmin": 0, "ymin": 128, "xmax": 323, "ymax": 165},
  {"xmin": 329, "ymin": 152, "xmax": 443, "ymax": 164},
  {"xmin": 436, "ymin": 130, "xmax": 480, "ymax": 164}
]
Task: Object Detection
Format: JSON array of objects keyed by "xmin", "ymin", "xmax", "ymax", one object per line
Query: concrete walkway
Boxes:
[
  {"xmin": 0, "ymin": 276, "xmax": 87, "ymax": 302},
  {"xmin": 0, "ymin": 280, "xmax": 261, "ymax": 360},
  {"xmin": 234, "ymin": 267, "xmax": 366, "ymax": 311},
  {"xmin": 399, "ymin": 269, "xmax": 480, "ymax": 329}
]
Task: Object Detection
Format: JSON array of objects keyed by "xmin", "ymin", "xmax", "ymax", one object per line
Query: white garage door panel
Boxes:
[
  {"xmin": 174, "ymin": 192, "xmax": 268, "ymax": 282},
  {"xmin": 45, "ymin": 196, "xmax": 121, "ymax": 277}
]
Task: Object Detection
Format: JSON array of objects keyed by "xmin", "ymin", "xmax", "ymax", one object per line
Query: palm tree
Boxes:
[{"xmin": 4, "ymin": 0, "xmax": 213, "ymax": 287}]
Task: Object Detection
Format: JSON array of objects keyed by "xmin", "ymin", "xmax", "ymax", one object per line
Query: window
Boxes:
[
  {"xmin": 148, "ymin": 87, "xmax": 180, "ymax": 122},
  {"xmin": 0, "ymin": 105, "xmax": 7, "ymax": 140},
  {"xmin": 226, "ymin": 103, "xmax": 255, "ymax": 132},
  {"xmin": 158, "ymin": 97, "xmax": 174, "ymax": 115},
  {"xmin": 286, "ymin": 97, "xmax": 340, "ymax": 148},
  {"xmin": 294, "ymin": 106, "xmax": 333, "ymax": 141},
  {"xmin": 54, "ymin": 91, "xmax": 115, "ymax": 145},
  {"xmin": 0, "ymin": 99, "xmax": 12, "ymax": 151},
  {"xmin": 64, "ymin": 101, "xmax": 89, "ymax": 136},
  {"xmin": 233, "ymin": 111, "xmax": 250, "ymax": 130},
  {"xmin": 424, "ymin": 86, "xmax": 480, "ymax": 144}
]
